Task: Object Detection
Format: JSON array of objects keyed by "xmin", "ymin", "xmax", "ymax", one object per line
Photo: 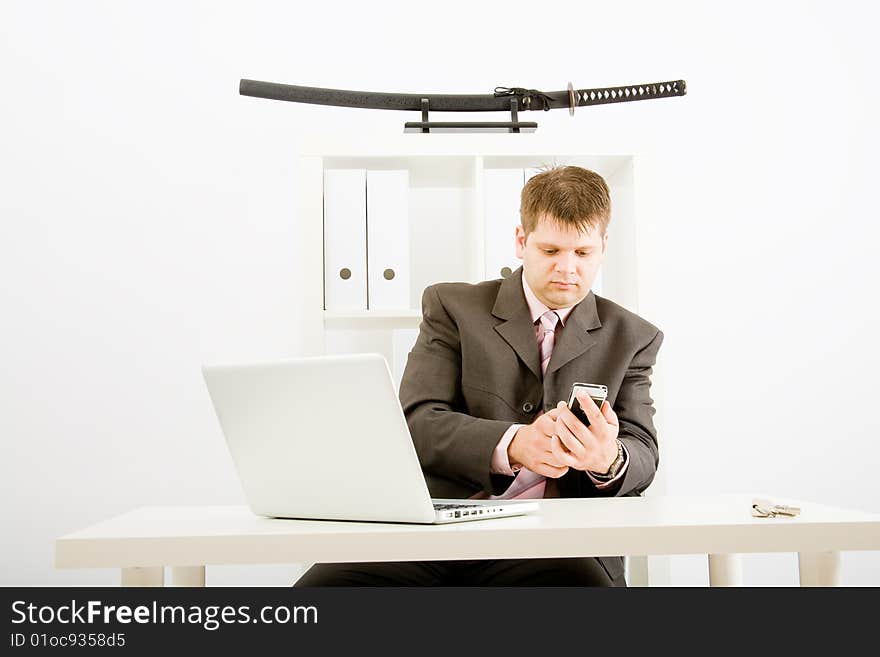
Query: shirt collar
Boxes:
[{"xmin": 521, "ymin": 272, "xmax": 576, "ymax": 327}]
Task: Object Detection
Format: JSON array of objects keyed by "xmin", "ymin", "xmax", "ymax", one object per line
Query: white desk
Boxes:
[{"xmin": 55, "ymin": 494, "xmax": 880, "ymax": 587}]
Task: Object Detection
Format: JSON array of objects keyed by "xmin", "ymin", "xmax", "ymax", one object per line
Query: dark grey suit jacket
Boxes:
[{"xmin": 399, "ymin": 269, "xmax": 664, "ymax": 577}]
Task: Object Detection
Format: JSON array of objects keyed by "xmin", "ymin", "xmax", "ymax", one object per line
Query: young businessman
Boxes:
[{"xmin": 295, "ymin": 166, "xmax": 664, "ymax": 586}]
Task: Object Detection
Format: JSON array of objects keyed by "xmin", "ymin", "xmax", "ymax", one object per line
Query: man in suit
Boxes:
[{"xmin": 295, "ymin": 166, "xmax": 663, "ymax": 586}]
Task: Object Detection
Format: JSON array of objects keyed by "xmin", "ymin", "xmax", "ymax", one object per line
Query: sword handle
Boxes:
[{"xmin": 575, "ymin": 80, "xmax": 686, "ymax": 107}]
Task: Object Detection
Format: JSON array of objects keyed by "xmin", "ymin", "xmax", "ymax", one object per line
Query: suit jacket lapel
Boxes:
[
  {"xmin": 491, "ymin": 270, "xmax": 604, "ymax": 383},
  {"xmin": 546, "ymin": 290, "xmax": 601, "ymax": 376},
  {"xmin": 491, "ymin": 268, "xmax": 542, "ymax": 382}
]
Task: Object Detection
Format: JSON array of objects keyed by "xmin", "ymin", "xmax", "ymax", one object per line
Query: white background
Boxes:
[{"xmin": 1, "ymin": 0, "xmax": 878, "ymax": 586}]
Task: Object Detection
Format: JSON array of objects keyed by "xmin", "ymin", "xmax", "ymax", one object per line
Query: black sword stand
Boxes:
[{"xmin": 404, "ymin": 97, "xmax": 538, "ymax": 134}]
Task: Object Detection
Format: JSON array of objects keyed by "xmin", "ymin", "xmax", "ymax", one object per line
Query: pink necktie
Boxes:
[
  {"xmin": 538, "ymin": 310, "xmax": 559, "ymax": 377},
  {"xmin": 494, "ymin": 310, "xmax": 560, "ymax": 500}
]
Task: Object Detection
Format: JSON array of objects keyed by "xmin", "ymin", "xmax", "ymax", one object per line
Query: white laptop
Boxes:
[{"xmin": 201, "ymin": 353, "xmax": 538, "ymax": 524}]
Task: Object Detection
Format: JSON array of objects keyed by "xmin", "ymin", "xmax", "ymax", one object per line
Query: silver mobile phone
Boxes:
[{"xmin": 567, "ymin": 383, "xmax": 608, "ymax": 427}]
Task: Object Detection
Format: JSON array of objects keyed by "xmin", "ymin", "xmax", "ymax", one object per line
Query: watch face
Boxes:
[
  {"xmin": 592, "ymin": 443, "xmax": 624, "ymax": 479},
  {"xmin": 609, "ymin": 443, "xmax": 624, "ymax": 476}
]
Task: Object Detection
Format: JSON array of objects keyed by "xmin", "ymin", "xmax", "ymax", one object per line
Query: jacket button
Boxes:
[{"xmin": 522, "ymin": 402, "xmax": 534, "ymax": 413}]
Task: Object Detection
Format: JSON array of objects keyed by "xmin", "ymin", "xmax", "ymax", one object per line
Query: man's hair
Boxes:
[{"xmin": 520, "ymin": 166, "xmax": 611, "ymax": 237}]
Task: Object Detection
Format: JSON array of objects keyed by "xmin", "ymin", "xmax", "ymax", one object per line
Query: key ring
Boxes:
[{"xmin": 752, "ymin": 498, "xmax": 801, "ymax": 518}]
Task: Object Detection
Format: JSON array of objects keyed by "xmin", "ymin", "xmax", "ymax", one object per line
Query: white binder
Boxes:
[
  {"xmin": 324, "ymin": 169, "xmax": 367, "ymax": 311},
  {"xmin": 366, "ymin": 170, "xmax": 410, "ymax": 310},
  {"xmin": 483, "ymin": 168, "xmax": 525, "ymax": 282},
  {"xmin": 592, "ymin": 268, "xmax": 604, "ymax": 296}
]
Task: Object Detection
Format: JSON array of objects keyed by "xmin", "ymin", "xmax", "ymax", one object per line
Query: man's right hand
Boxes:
[{"xmin": 507, "ymin": 409, "xmax": 570, "ymax": 478}]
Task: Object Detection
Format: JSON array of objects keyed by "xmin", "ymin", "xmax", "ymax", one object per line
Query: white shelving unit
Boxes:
[{"xmin": 296, "ymin": 136, "xmax": 642, "ymax": 373}]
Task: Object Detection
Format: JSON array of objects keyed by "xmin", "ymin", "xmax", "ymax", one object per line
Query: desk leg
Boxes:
[
  {"xmin": 798, "ymin": 551, "xmax": 840, "ymax": 586},
  {"xmin": 171, "ymin": 566, "xmax": 206, "ymax": 587},
  {"xmin": 121, "ymin": 567, "xmax": 164, "ymax": 587},
  {"xmin": 708, "ymin": 554, "xmax": 743, "ymax": 586},
  {"xmin": 626, "ymin": 556, "xmax": 649, "ymax": 587}
]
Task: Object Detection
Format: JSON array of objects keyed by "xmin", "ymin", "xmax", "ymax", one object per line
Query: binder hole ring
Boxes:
[{"xmin": 339, "ymin": 268, "xmax": 352, "ymax": 280}]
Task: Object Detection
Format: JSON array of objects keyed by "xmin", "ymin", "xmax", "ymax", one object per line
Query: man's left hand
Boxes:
[{"xmin": 550, "ymin": 393, "xmax": 620, "ymax": 474}]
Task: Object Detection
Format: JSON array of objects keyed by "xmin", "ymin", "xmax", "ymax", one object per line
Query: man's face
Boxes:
[{"xmin": 515, "ymin": 214, "xmax": 608, "ymax": 310}]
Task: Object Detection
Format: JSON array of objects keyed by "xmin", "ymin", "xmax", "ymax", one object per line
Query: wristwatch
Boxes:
[{"xmin": 590, "ymin": 439, "xmax": 626, "ymax": 480}]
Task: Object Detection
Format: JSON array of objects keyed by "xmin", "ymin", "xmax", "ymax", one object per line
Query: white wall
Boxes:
[{"xmin": 1, "ymin": 0, "xmax": 878, "ymax": 586}]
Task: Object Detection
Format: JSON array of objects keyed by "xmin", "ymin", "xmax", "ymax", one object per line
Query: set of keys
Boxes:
[{"xmin": 751, "ymin": 498, "xmax": 801, "ymax": 518}]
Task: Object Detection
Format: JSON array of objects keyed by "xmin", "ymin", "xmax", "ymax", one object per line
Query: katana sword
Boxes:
[{"xmin": 239, "ymin": 78, "xmax": 687, "ymax": 114}]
